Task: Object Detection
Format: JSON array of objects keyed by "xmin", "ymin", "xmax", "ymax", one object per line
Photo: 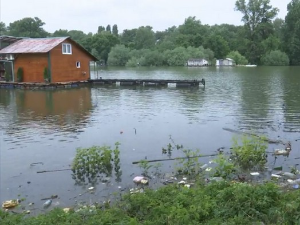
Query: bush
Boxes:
[
  {"xmin": 43, "ymin": 67, "xmax": 49, "ymax": 82},
  {"xmin": 17, "ymin": 67, "xmax": 23, "ymax": 82},
  {"xmin": 107, "ymin": 44, "xmax": 131, "ymax": 66},
  {"xmin": 231, "ymin": 136, "xmax": 267, "ymax": 171},
  {"xmin": 226, "ymin": 51, "xmax": 248, "ymax": 65},
  {"xmin": 261, "ymin": 50, "xmax": 290, "ymax": 66}
]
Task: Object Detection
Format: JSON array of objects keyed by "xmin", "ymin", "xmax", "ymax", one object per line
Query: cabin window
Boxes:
[
  {"xmin": 62, "ymin": 43, "xmax": 72, "ymax": 54},
  {"xmin": 76, "ymin": 61, "xmax": 81, "ymax": 68}
]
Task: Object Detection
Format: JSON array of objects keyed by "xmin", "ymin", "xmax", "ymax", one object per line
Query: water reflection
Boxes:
[{"xmin": 1, "ymin": 88, "xmax": 93, "ymax": 135}]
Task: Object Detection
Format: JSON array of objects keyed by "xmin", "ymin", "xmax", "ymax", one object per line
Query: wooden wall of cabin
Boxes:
[
  {"xmin": 50, "ymin": 39, "xmax": 92, "ymax": 83},
  {"xmin": 14, "ymin": 54, "xmax": 48, "ymax": 82}
]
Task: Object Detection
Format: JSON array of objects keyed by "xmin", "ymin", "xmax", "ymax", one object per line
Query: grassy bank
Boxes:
[{"xmin": 1, "ymin": 181, "xmax": 300, "ymax": 224}]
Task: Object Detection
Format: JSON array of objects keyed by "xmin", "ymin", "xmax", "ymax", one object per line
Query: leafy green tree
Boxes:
[
  {"xmin": 120, "ymin": 29, "xmax": 137, "ymax": 48},
  {"xmin": 283, "ymin": 0, "xmax": 300, "ymax": 65},
  {"xmin": 98, "ymin": 26, "xmax": 105, "ymax": 34},
  {"xmin": 273, "ymin": 18, "xmax": 284, "ymax": 40},
  {"xmin": 112, "ymin": 24, "xmax": 118, "ymax": 36},
  {"xmin": 143, "ymin": 50, "xmax": 164, "ymax": 66},
  {"xmin": 226, "ymin": 51, "xmax": 248, "ymax": 65},
  {"xmin": 7, "ymin": 17, "xmax": 49, "ymax": 38},
  {"xmin": 235, "ymin": 0, "xmax": 279, "ymax": 64},
  {"xmin": 164, "ymin": 47, "xmax": 189, "ymax": 66},
  {"xmin": 91, "ymin": 32, "xmax": 120, "ymax": 63},
  {"xmin": 261, "ymin": 50, "xmax": 289, "ymax": 66},
  {"xmin": 52, "ymin": 29, "xmax": 69, "ymax": 37},
  {"xmin": 135, "ymin": 26, "xmax": 155, "ymax": 50},
  {"xmin": 204, "ymin": 35, "xmax": 230, "ymax": 59},
  {"xmin": 107, "ymin": 45, "xmax": 131, "ymax": 66},
  {"xmin": 68, "ymin": 30, "xmax": 87, "ymax": 45},
  {"xmin": 261, "ymin": 35, "xmax": 280, "ymax": 53},
  {"xmin": 106, "ymin": 25, "xmax": 111, "ymax": 33},
  {"xmin": 0, "ymin": 22, "xmax": 7, "ymax": 35}
]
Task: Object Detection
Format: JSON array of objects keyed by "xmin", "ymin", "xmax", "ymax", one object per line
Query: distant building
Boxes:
[
  {"xmin": 0, "ymin": 36, "xmax": 97, "ymax": 83},
  {"xmin": 216, "ymin": 58, "xmax": 236, "ymax": 66},
  {"xmin": 187, "ymin": 58, "xmax": 209, "ymax": 67}
]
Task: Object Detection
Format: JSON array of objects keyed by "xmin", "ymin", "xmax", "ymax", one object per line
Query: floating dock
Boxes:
[
  {"xmin": 90, "ymin": 78, "xmax": 205, "ymax": 87},
  {"xmin": 0, "ymin": 79, "xmax": 205, "ymax": 90}
]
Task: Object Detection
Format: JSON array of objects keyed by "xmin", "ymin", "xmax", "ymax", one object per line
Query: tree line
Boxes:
[{"xmin": 0, "ymin": 0, "xmax": 299, "ymax": 66}]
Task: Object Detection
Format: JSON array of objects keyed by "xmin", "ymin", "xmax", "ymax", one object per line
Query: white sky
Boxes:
[{"xmin": 0, "ymin": 0, "xmax": 289, "ymax": 34}]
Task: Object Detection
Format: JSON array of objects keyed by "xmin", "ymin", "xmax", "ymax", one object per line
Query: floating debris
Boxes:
[
  {"xmin": 178, "ymin": 181, "xmax": 186, "ymax": 185},
  {"xmin": 273, "ymin": 166, "xmax": 283, "ymax": 171},
  {"xmin": 63, "ymin": 208, "xmax": 72, "ymax": 213},
  {"xmin": 43, "ymin": 199, "xmax": 52, "ymax": 208},
  {"xmin": 271, "ymin": 174, "xmax": 282, "ymax": 179},
  {"xmin": 133, "ymin": 176, "xmax": 148, "ymax": 185},
  {"xmin": 282, "ymin": 172, "xmax": 296, "ymax": 179},
  {"xmin": 205, "ymin": 167, "xmax": 212, "ymax": 172},
  {"xmin": 23, "ymin": 210, "xmax": 30, "ymax": 214},
  {"xmin": 250, "ymin": 172, "xmax": 260, "ymax": 176},
  {"xmin": 2, "ymin": 200, "xmax": 20, "ymax": 209},
  {"xmin": 129, "ymin": 188, "xmax": 144, "ymax": 194},
  {"xmin": 274, "ymin": 149, "xmax": 290, "ymax": 156},
  {"xmin": 88, "ymin": 187, "xmax": 95, "ymax": 191}
]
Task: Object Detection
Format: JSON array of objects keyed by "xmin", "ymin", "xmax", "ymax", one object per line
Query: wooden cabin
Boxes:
[{"xmin": 0, "ymin": 36, "xmax": 97, "ymax": 83}]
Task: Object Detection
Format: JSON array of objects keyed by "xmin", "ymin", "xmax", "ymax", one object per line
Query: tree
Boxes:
[
  {"xmin": 91, "ymin": 32, "xmax": 119, "ymax": 63},
  {"xmin": 0, "ymin": 22, "xmax": 7, "ymax": 35},
  {"xmin": 261, "ymin": 50, "xmax": 289, "ymax": 66},
  {"xmin": 283, "ymin": 0, "xmax": 300, "ymax": 65},
  {"xmin": 226, "ymin": 51, "xmax": 248, "ymax": 65},
  {"xmin": 98, "ymin": 26, "xmax": 105, "ymax": 34},
  {"xmin": 68, "ymin": 30, "xmax": 87, "ymax": 45},
  {"xmin": 120, "ymin": 29, "xmax": 137, "ymax": 48},
  {"xmin": 261, "ymin": 35, "xmax": 280, "ymax": 53},
  {"xmin": 107, "ymin": 45, "xmax": 131, "ymax": 66},
  {"xmin": 134, "ymin": 26, "xmax": 155, "ymax": 50},
  {"xmin": 52, "ymin": 29, "xmax": 69, "ymax": 37},
  {"xmin": 177, "ymin": 17, "xmax": 209, "ymax": 47},
  {"xmin": 204, "ymin": 35, "xmax": 230, "ymax": 59},
  {"xmin": 235, "ymin": 0, "xmax": 279, "ymax": 64},
  {"xmin": 7, "ymin": 17, "xmax": 49, "ymax": 38},
  {"xmin": 112, "ymin": 25, "xmax": 118, "ymax": 36},
  {"xmin": 106, "ymin": 25, "xmax": 111, "ymax": 33}
]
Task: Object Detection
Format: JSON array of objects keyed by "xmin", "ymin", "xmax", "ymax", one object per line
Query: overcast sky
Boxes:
[{"xmin": 0, "ymin": 0, "xmax": 289, "ymax": 34}]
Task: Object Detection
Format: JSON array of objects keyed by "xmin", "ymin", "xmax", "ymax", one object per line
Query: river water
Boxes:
[{"xmin": 1, "ymin": 66, "xmax": 300, "ymax": 213}]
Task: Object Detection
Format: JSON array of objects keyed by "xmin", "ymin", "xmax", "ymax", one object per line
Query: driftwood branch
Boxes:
[
  {"xmin": 223, "ymin": 127, "xmax": 286, "ymax": 144},
  {"xmin": 132, "ymin": 153, "xmax": 218, "ymax": 164},
  {"xmin": 37, "ymin": 168, "xmax": 71, "ymax": 173}
]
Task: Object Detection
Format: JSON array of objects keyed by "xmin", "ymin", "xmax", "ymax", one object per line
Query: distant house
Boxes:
[
  {"xmin": 216, "ymin": 58, "xmax": 236, "ymax": 66},
  {"xmin": 186, "ymin": 58, "xmax": 209, "ymax": 67},
  {"xmin": 0, "ymin": 36, "xmax": 97, "ymax": 83}
]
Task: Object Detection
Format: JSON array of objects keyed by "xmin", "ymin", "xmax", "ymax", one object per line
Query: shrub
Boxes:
[
  {"xmin": 261, "ymin": 50, "xmax": 290, "ymax": 66},
  {"xmin": 231, "ymin": 136, "xmax": 267, "ymax": 171},
  {"xmin": 17, "ymin": 67, "xmax": 23, "ymax": 82},
  {"xmin": 43, "ymin": 67, "xmax": 49, "ymax": 82},
  {"xmin": 226, "ymin": 51, "xmax": 248, "ymax": 65},
  {"xmin": 4, "ymin": 72, "xmax": 10, "ymax": 82}
]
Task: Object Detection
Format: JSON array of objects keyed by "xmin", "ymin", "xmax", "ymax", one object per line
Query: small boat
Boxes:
[{"xmin": 245, "ymin": 65, "xmax": 257, "ymax": 67}]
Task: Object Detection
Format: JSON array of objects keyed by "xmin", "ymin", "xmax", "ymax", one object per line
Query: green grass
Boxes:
[{"xmin": 1, "ymin": 181, "xmax": 300, "ymax": 224}]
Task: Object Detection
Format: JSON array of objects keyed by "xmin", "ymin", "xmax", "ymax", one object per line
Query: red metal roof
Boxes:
[{"xmin": 0, "ymin": 37, "xmax": 68, "ymax": 54}]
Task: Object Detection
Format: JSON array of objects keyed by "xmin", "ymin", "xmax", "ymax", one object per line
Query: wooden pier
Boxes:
[{"xmin": 89, "ymin": 78, "xmax": 205, "ymax": 87}]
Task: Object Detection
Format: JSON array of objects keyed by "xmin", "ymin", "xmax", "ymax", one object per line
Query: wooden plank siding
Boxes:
[
  {"xmin": 50, "ymin": 39, "xmax": 91, "ymax": 83},
  {"xmin": 14, "ymin": 53, "xmax": 48, "ymax": 82}
]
